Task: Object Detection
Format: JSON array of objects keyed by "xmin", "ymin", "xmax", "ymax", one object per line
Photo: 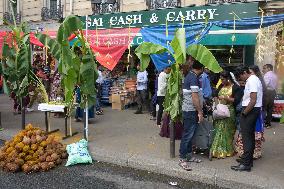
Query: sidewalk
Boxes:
[{"xmin": 0, "ymin": 94, "xmax": 283, "ymax": 189}]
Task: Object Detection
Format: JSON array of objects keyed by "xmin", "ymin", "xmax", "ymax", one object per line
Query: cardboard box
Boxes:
[
  {"xmin": 112, "ymin": 102, "xmax": 125, "ymax": 110},
  {"xmin": 112, "ymin": 94, "xmax": 122, "ymax": 103}
]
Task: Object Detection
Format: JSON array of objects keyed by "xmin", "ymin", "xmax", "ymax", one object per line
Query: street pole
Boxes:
[
  {"xmin": 170, "ymin": 120, "xmax": 175, "ymax": 158},
  {"xmin": 84, "ymin": 101, "xmax": 89, "ymax": 141}
]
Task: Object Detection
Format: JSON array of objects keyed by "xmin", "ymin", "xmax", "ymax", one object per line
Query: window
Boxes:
[
  {"xmin": 146, "ymin": 0, "xmax": 181, "ymax": 10},
  {"xmin": 3, "ymin": 0, "xmax": 21, "ymax": 24},
  {"xmin": 41, "ymin": 0, "xmax": 63, "ymax": 21},
  {"xmin": 91, "ymin": 0, "xmax": 120, "ymax": 15}
]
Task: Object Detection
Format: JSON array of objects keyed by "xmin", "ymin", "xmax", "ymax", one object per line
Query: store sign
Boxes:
[{"xmin": 82, "ymin": 2, "xmax": 258, "ymax": 29}]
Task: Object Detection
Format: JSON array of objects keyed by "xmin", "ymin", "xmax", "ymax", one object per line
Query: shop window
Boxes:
[
  {"xmin": 3, "ymin": 0, "xmax": 21, "ymax": 24},
  {"xmin": 91, "ymin": 0, "xmax": 120, "ymax": 15},
  {"xmin": 41, "ymin": 0, "xmax": 63, "ymax": 21},
  {"xmin": 207, "ymin": 46, "xmax": 244, "ymax": 69},
  {"xmin": 146, "ymin": 0, "xmax": 181, "ymax": 10}
]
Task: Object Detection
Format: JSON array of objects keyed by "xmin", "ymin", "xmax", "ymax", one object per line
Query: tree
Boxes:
[{"xmin": 135, "ymin": 28, "xmax": 222, "ymax": 157}]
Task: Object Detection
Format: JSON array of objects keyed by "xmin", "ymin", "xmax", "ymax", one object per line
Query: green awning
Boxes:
[{"xmin": 199, "ymin": 33, "xmax": 257, "ymax": 46}]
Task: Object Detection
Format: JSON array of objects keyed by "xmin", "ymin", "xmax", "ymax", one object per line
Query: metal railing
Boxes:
[
  {"xmin": 3, "ymin": 12, "xmax": 21, "ymax": 24},
  {"xmin": 41, "ymin": 1, "xmax": 63, "ymax": 21},
  {"xmin": 91, "ymin": 0, "xmax": 120, "ymax": 15},
  {"xmin": 146, "ymin": 0, "xmax": 181, "ymax": 10}
]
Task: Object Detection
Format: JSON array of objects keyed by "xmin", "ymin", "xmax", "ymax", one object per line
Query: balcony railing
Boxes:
[
  {"xmin": 41, "ymin": 1, "xmax": 63, "ymax": 21},
  {"xmin": 147, "ymin": 0, "xmax": 181, "ymax": 10},
  {"xmin": 206, "ymin": 0, "xmax": 248, "ymax": 4},
  {"xmin": 3, "ymin": 12, "xmax": 21, "ymax": 24},
  {"xmin": 91, "ymin": 0, "xmax": 120, "ymax": 15}
]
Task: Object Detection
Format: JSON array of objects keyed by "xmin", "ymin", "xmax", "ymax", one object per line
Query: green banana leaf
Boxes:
[
  {"xmin": 170, "ymin": 28, "xmax": 186, "ymax": 64},
  {"xmin": 186, "ymin": 44, "xmax": 223, "ymax": 73},
  {"xmin": 57, "ymin": 15, "xmax": 83, "ymax": 44},
  {"xmin": 135, "ymin": 42, "xmax": 168, "ymax": 71},
  {"xmin": 36, "ymin": 33, "xmax": 61, "ymax": 61}
]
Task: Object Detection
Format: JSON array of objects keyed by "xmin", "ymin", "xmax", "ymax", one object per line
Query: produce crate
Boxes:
[{"xmin": 272, "ymin": 100, "xmax": 284, "ymax": 118}]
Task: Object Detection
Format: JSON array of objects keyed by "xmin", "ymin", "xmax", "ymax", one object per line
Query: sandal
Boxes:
[
  {"xmin": 178, "ymin": 159, "xmax": 192, "ymax": 171},
  {"xmin": 188, "ymin": 157, "xmax": 202, "ymax": 163}
]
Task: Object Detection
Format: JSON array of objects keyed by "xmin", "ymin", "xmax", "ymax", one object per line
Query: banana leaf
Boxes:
[
  {"xmin": 135, "ymin": 42, "xmax": 168, "ymax": 71},
  {"xmin": 186, "ymin": 44, "xmax": 223, "ymax": 73},
  {"xmin": 170, "ymin": 28, "xmax": 186, "ymax": 64}
]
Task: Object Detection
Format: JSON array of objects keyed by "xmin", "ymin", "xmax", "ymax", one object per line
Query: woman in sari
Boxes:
[{"xmin": 211, "ymin": 71, "xmax": 237, "ymax": 158}]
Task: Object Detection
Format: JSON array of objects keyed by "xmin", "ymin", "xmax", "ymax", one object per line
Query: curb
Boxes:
[{"xmin": 89, "ymin": 146, "xmax": 282, "ymax": 189}]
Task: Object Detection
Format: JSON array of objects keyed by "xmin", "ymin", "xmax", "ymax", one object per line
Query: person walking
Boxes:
[
  {"xmin": 231, "ymin": 66, "xmax": 263, "ymax": 172},
  {"xmin": 96, "ymin": 68, "xmax": 104, "ymax": 115},
  {"xmin": 179, "ymin": 59, "xmax": 204, "ymax": 171},
  {"xmin": 262, "ymin": 64, "xmax": 278, "ymax": 128},
  {"xmin": 135, "ymin": 65, "xmax": 148, "ymax": 114},
  {"xmin": 156, "ymin": 67, "xmax": 171, "ymax": 127}
]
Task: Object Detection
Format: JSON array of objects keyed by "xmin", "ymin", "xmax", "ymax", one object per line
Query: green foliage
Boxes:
[
  {"xmin": 135, "ymin": 42, "xmax": 168, "ymax": 71},
  {"xmin": 1, "ymin": 23, "xmax": 31, "ymax": 99},
  {"xmin": 135, "ymin": 28, "xmax": 222, "ymax": 121},
  {"xmin": 170, "ymin": 28, "xmax": 186, "ymax": 64},
  {"xmin": 36, "ymin": 15, "xmax": 98, "ymax": 110},
  {"xmin": 187, "ymin": 44, "xmax": 223, "ymax": 73}
]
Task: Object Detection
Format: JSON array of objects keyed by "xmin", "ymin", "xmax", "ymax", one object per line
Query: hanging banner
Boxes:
[
  {"xmin": 85, "ymin": 28, "xmax": 140, "ymax": 70},
  {"xmin": 82, "ymin": 2, "xmax": 258, "ymax": 30}
]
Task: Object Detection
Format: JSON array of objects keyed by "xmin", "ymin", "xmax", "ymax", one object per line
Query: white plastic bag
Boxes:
[{"xmin": 65, "ymin": 139, "xmax": 92, "ymax": 166}]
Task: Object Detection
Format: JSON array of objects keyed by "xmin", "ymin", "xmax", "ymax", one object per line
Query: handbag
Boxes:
[{"xmin": 212, "ymin": 100, "xmax": 230, "ymax": 120}]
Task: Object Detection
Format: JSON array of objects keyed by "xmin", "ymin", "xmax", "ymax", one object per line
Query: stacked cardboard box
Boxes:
[{"xmin": 109, "ymin": 79, "xmax": 137, "ymax": 110}]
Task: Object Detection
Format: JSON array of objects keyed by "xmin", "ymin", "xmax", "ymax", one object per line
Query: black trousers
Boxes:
[
  {"xmin": 136, "ymin": 89, "xmax": 149, "ymax": 112},
  {"xmin": 157, "ymin": 96, "xmax": 165, "ymax": 125},
  {"xmin": 240, "ymin": 107, "xmax": 261, "ymax": 166},
  {"xmin": 264, "ymin": 90, "xmax": 276, "ymax": 125}
]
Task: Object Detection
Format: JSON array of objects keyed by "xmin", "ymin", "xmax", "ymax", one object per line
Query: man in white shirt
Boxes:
[
  {"xmin": 262, "ymin": 64, "xmax": 278, "ymax": 128},
  {"xmin": 156, "ymin": 67, "xmax": 171, "ymax": 127},
  {"xmin": 135, "ymin": 65, "xmax": 149, "ymax": 114},
  {"xmin": 231, "ymin": 66, "xmax": 263, "ymax": 172},
  {"xmin": 96, "ymin": 68, "xmax": 104, "ymax": 115}
]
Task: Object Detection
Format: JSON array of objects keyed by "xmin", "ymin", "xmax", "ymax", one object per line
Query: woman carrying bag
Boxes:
[{"xmin": 210, "ymin": 71, "xmax": 238, "ymax": 159}]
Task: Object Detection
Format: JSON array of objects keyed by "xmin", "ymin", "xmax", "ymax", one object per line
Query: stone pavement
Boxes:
[{"xmin": 0, "ymin": 94, "xmax": 283, "ymax": 189}]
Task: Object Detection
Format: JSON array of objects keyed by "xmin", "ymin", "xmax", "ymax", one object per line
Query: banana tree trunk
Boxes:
[
  {"xmin": 21, "ymin": 97, "xmax": 26, "ymax": 130},
  {"xmin": 170, "ymin": 119, "xmax": 175, "ymax": 158}
]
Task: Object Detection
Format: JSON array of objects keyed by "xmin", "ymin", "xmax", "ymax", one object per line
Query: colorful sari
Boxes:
[
  {"xmin": 235, "ymin": 112, "xmax": 264, "ymax": 159},
  {"xmin": 211, "ymin": 86, "xmax": 236, "ymax": 158}
]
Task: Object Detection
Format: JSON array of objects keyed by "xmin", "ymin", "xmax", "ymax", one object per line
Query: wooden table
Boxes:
[{"xmin": 38, "ymin": 103, "xmax": 78, "ymax": 139}]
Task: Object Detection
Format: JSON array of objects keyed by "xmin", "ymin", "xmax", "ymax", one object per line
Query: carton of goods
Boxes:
[{"xmin": 112, "ymin": 102, "xmax": 125, "ymax": 110}]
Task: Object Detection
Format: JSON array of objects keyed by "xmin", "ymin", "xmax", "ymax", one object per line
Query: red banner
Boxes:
[{"xmin": 86, "ymin": 28, "xmax": 140, "ymax": 70}]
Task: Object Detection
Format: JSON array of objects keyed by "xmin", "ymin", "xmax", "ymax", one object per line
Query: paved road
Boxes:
[{"xmin": 0, "ymin": 161, "xmax": 218, "ymax": 189}]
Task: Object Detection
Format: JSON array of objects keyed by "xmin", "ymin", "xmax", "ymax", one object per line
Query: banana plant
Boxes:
[
  {"xmin": 135, "ymin": 28, "xmax": 222, "ymax": 121},
  {"xmin": 36, "ymin": 15, "xmax": 98, "ymax": 112},
  {"xmin": 0, "ymin": 19, "xmax": 32, "ymax": 129}
]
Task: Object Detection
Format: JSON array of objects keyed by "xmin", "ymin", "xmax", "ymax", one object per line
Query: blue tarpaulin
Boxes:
[{"xmin": 140, "ymin": 14, "xmax": 284, "ymax": 71}]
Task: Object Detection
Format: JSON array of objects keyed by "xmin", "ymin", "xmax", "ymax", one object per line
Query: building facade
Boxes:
[
  {"xmin": 0, "ymin": 0, "xmax": 282, "ymax": 29},
  {"xmin": 0, "ymin": 0, "xmax": 283, "ymax": 67}
]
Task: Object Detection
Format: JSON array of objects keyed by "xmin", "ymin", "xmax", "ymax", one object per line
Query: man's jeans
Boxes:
[{"xmin": 179, "ymin": 111, "xmax": 198, "ymax": 159}]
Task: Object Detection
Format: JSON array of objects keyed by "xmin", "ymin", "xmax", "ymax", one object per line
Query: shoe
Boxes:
[
  {"xmin": 264, "ymin": 124, "xmax": 271, "ymax": 129},
  {"xmin": 134, "ymin": 111, "xmax": 143, "ymax": 114},
  {"xmin": 26, "ymin": 108, "xmax": 34, "ymax": 112},
  {"xmin": 236, "ymin": 159, "xmax": 253, "ymax": 167},
  {"xmin": 231, "ymin": 164, "xmax": 251, "ymax": 172}
]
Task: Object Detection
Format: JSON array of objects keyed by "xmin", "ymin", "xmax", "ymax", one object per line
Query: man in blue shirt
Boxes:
[
  {"xmin": 179, "ymin": 59, "xmax": 204, "ymax": 171},
  {"xmin": 200, "ymin": 68, "xmax": 212, "ymax": 99}
]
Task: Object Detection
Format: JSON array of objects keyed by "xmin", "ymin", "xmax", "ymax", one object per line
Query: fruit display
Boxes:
[
  {"xmin": 0, "ymin": 124, "xmax": 68, "ymax": 173},
  {"xmin": 272, "ymin": 100, "xmax": 284, "ymax": 118}
]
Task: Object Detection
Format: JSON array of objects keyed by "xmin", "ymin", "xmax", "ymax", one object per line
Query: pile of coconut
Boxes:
[{"xmin": 0, "ymin": 124, "xmax": 68, "ymax": 173}]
